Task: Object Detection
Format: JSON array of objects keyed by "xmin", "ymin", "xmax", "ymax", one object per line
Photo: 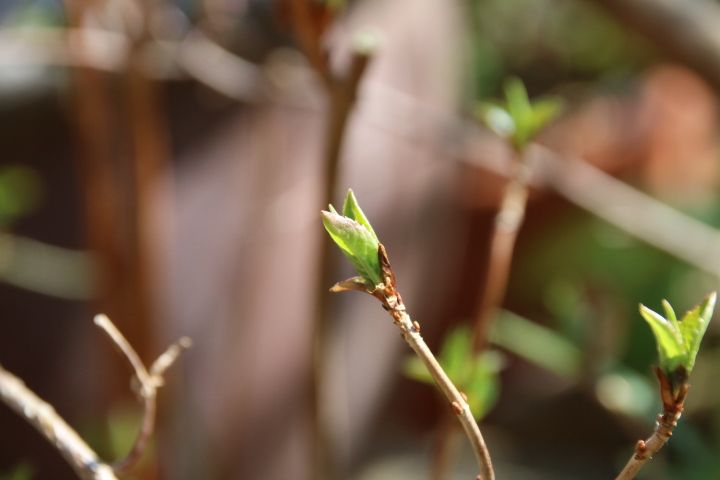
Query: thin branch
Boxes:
[
  {"xmin": 471, "ymin": 154, "xmax": 532, "ymax": 352},
  {"xmin": 0, "ymin": 364, "xmax": 118, "ymax": 480},
  {"xmin": 614, "ymin": 368, "xmax": 688, "ymax": 480},
  {"xmin": 431, "ymin": 152, "xmax": 532, "ymax": 480},
  {"xmin": 307, "ymin": 31, "xmax": 376, "ymax": 480},
  {"xmin": 94, "ymin": 314, "xmax": 191, "ymax": 474},
  {"xmin": 335, "ymin": 245, "xmax": 495, "ymax": 480},
  {"xmin": 527, "ymin": 144, "xmax": 720, "ymax": 280}
]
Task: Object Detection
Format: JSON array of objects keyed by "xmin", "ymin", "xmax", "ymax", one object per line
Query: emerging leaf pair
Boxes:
[
  {"xmin": 321, "ymin": 189, "xmax": 382, "ymax": 287},
  {"xmin": 639, "ymin": 293, "xmax": 716, "ymax": 392},
  {"xmin": 477, "ymin": 77, "xmax": 563, "ymax": 151}
]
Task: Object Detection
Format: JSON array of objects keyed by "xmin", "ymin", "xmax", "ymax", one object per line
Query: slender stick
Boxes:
[
  {"xmin": 614, "ymin": 410, "xmax": 682, "ymax": 480},
  {"xmin": 390, "ymin": 303, "xmax": 494, "ymax": 480},
  {"xmin": 431, "ymin": 152, "xmax": 530, "ymax": 480},
  {"xmin": 94, "ymin": 314, "xmax": 191, "ymax": 474},
  {"xmin": 430, "ymin": 413, "xmax": 460, "ymax": 480},
  {"xmin": 614, "ymin": 369, "xmax": 687, "ymax": 480},
  {"xmin": 0, "ymin": 365, "xmax": 117, "ymax": 480},
  {"xmin": 335, "ymin": 245, "xmax": 495, "ymax": 480},
  {"xmin": 305, "ymin": 33, "xmax": 375, "ymax": 480},
  {"xmin": 471, "ymin": 153, "xmax": 531, "ymax": 352}
]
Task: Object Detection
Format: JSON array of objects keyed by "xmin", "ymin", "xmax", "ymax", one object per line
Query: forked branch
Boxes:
[
  {"xmin": 0, "ymin": 315, "xmax": 189, "ymax": 479},
  {"xmin": 93, "ymin": 314, "xmax": 191, "ymax": 473},
  {"xmin": 0, "ymin": 364, "xmax": 117, "ymax": 480}
]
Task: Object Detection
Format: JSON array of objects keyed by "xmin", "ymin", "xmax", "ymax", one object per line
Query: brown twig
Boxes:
[
  {"xmin": 614, "ymin": 368, "xmax": 688, "ymax": 480},
  {"xmin": 0, "ymin": 365, "xmax": 118, "ymax": 480},
  {"xmin": 430, "ymin": 152, "xmax": 530, "ymax": 480},
  {"xmin": 430, "ymin": 412, "xmax": 461, "ymax": 480},
  {"xmin": 93, "ymin": 314, "xmax": 191, "ymax": 474},
  {"xmin": 0, "ymin": 314, "xmax": 189, "ymax": 479},
  {"xmin": 471, "ymin": 152, "xmax": 532, "ymax": 352},
  {"xmin": 290, "ymin": 8, "xmax": 377, "ymax": 476},
  {"xmin": 333, "ymin": 245, "xmax": 495, "ymax": 480}
]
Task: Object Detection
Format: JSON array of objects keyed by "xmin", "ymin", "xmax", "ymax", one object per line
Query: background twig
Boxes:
[
  {"xmin": 0, "ymin": 364, "xmax": 118, "ymax": 480},
  {"xmin": 94, "ymin": 314, "xmax": 191, "ymax": 474}
]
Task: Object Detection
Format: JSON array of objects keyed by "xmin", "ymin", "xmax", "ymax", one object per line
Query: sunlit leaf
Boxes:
[
  {"xmin": 342, "ymin": 189, "xmax": 377, "ymax": 240},
  {"xmin": 322, "ymin": 210, "xmax": 381, "ymax": 285},
  {"xmin": 503, "ymin": 77, "xmax": 532, "ymax": 127},
  {"xmin": 677, "ymin": 292, "xmax": 716, "ymax": 372},
  {"xmin": 476, "ymin": 103, "xmax": 515, "ymax": 138},
  {"xmin": 476, "ymin": 78, "xmax": 562, "ymax": 150},
  {"xmin": 639, "ymin": 304, "xmax": 685, "ymax": 373}
]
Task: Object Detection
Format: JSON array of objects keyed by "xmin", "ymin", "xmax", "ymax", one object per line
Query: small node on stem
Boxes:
[
  {"xmin": 451, "ymin": 401, "xmax": 463, "ymax": 415},
  {"xmin": 635, "ymin": 440, "xmax": 646, "ymax": 456},
  {"xmin": 412, "ymin": 320, "xmax": 421, "ymax": 332},
  {"xmin": 460, "ymin": 391, "xmax": 469, "ymax": 403}
]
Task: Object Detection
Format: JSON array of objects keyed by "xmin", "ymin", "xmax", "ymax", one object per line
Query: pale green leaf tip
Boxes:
[{"xmin": 661, "ymin": 299, "xmax": 677, "ymax": 324}]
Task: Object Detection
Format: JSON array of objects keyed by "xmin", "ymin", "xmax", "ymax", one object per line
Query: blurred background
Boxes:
[{"xmin": 1, "ymin": 0, "xmax": 720, "ymax": 479}]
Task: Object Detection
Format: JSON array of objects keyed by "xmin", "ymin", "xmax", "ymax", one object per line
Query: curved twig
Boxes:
[
  {"xmin": 93, "ymin": 314, "xmax": 191, "ymax": 474},
  {"xmin": 0, "ymin": 364, "xmax": 117, "ymax": 480}
]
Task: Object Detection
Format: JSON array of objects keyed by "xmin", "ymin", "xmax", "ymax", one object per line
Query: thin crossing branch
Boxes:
[
  {"xmin": 0, "ymin": 365, "xmax": 117, "ymax": 480},
  {"xmin": 94, "ymin": 314, "xmax": 191, "ymax": 474}
]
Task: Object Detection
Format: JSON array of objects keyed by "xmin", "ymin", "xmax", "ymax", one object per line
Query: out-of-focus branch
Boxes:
[
  {"xmin": 470, "ymin": 157, "xmax": 532, "ymax": 352},
  {"xmin": 528, "ymin": 144, "xmax": 720, "ymax": 279},
  {"xmin": 0, "ymin": 365, "xmax": 118, "ymax": 480},
  {"xmin": 4, "ymin": 22, "xmax": 718, "ymax": 283},
  {"xmin": 0, "ymin": 27, "xmax": 128, "ymax": 72},
  {"xmin": 0, "ymin": 315, "xmax": 191, "ymax": 480},
  {"xmin": 94, "ymin": 314, "xmax": 191, "ymax": 474},
  {"xmin": 0, "ymin": 232, "xmax": 95, "ymax": 300},
  {"xmin": 586, "ymin": 0, "xmax": 720, "ymax": 90},
  {"xmin": 460, "ymin": 131, "xmax": 720, "ymax": 280},
  {"xmin": 0, "ymin": 314, "xmax": 189, "ymax": 479}
]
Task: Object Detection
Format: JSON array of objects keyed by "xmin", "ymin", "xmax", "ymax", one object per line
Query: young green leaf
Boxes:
[
  {"xmin": 476, "ymin": 103, "xmax": 516, "ymax": 139},
  {"xmin": 661, "ymin": 299, "xmax": 678, "ymax": 329},
  {"xmin": 639, "ymin": 304, "xmax": 685, "ymax": 373},
  {"xmin": 322, "ymin": 210, "xmax": 382, "ymax": 286},
  {"xmin": 677, "ymin": 292, "xmax": 716, "ymax": 372},
  {"xmin": 342, "ymin": 189, "xmax": 377, "ymax": 240},
  {"xmin": 476, "ymin": 77, "xmax": 563, "ymax": 151},
  {"xmin": 503, "ymin": 77, "xmax": 532, "ymax": 128}
]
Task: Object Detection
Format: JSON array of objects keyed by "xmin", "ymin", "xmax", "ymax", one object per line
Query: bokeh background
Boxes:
[{"xmin": 1, "ymin": 0, "xmax": 720, "ymax": 479}]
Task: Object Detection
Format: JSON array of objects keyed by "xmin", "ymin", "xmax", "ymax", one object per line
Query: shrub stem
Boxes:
[{"xmin": 614, "ymin": 368, "xmax": 688, "ymax": 480}]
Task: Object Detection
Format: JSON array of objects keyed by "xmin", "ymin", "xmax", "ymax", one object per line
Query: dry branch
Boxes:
[
  {"xmin": 0, "ymin": 365, "xmax": 117, "ymax": 480},
  {"xmin": 0, "ymin": 315, "xmax": 189, "ymax": 479},
  {"xmin": 334, "ymin": 245, "xmax": 496, "ymax": 480},
  {"xmin": 614, "ymin": 368, "xmax": 688, "ymax": 480},
  {"xmin": 94, "ymin": 314, "xmax": 191, "ymax": 473}
]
